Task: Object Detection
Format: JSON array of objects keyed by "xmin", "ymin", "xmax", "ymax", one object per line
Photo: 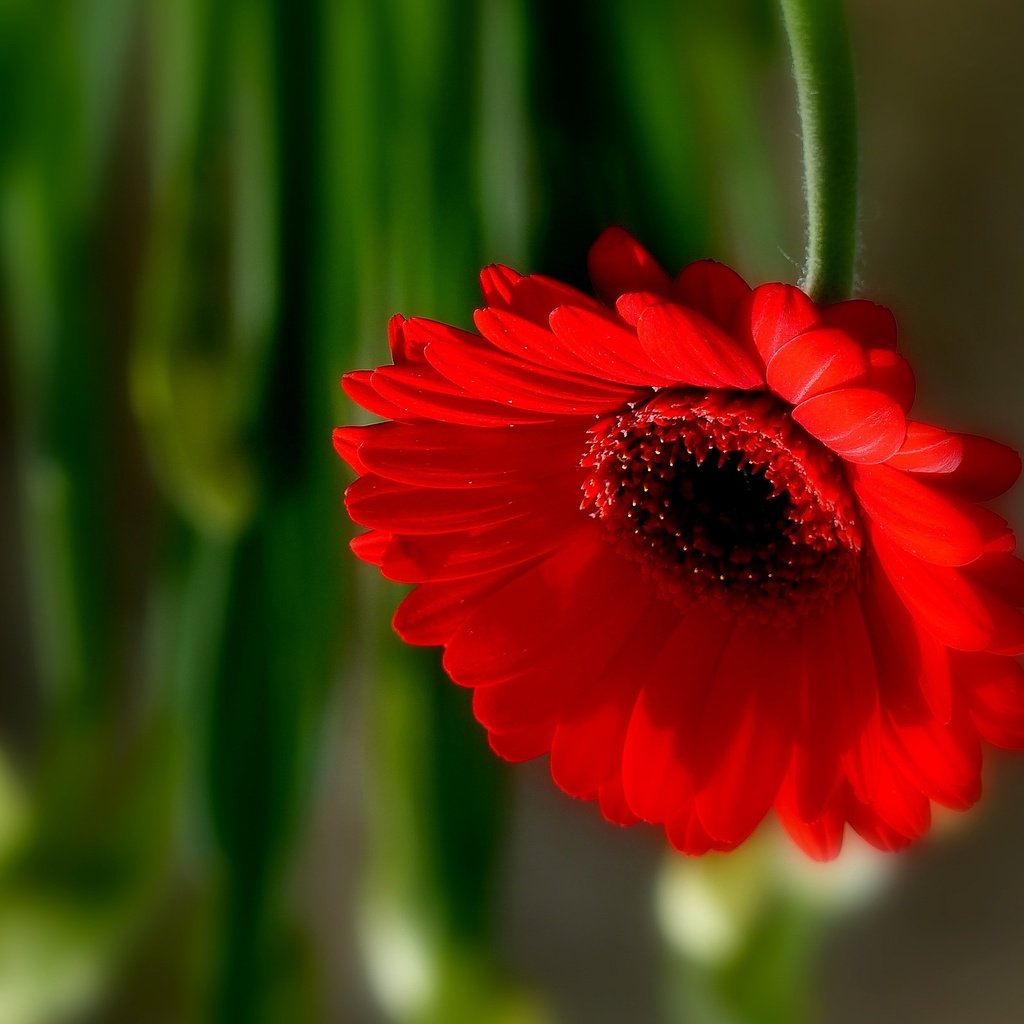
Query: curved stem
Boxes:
[{"xmin": 779, "ymin": 0, "xmax": 858, "ymax": 303}]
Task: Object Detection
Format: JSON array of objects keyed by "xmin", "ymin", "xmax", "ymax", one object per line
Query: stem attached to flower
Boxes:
[{"xmin": 779, "ymin": 0, "xmax": 858, "ymax": 303}]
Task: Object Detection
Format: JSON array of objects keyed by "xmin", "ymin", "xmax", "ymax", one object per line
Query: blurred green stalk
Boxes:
[{"xmin": 779, "ymin": 0, "xmax": 858, "ymax": 301}]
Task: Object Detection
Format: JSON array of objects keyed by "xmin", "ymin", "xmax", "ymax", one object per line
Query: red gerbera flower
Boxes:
[{"xmin": 335, "ymin": 227, "xmax": 1024, "ymax": 859}]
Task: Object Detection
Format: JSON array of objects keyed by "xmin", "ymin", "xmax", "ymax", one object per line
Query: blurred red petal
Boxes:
[
  {"xmin": 865, "ymin": 348, "xmax": 916, "ymax": 410},
  {"xmin": 488, "ymin": 723, "xmax": 553, "ymax": 762},
  {"xmin": 551, "ymin": 599, "xmax": 676, "ymax": 801},
  {"xmin": 851, "ymin": 462, "xmax": 1012, "ymax": 566},
  {"xmin": 692, "ymin": 621, "xmax": 801, "ymax": 845},
  {"xmin": 823, "ymin": 298, "xmax": 898, "ymax": 349},
  {"xmin": 588, "ymin": 226, "xmax": 672, "ymax": 304},
  {"xmin": 870, "ymin": 530, "xmax": 1024, "ymax": 654},
  {"xmin": 620, "ymin": 612, "xmax": 732, "ymax": 823},
  {"xmin": 775, "ymin": 783, "xmax": 847, "ymax": 861},
  {"xmin": 673, "ymin": 258, "xmax": 751, "ymax": 329}
]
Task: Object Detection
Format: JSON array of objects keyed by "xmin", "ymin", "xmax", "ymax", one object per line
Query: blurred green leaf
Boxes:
[{"xmin": 133, "ymin": 0, "xmax": 275, "ymax": 539}]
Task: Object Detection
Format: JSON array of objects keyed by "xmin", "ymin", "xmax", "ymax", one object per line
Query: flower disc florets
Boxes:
[{"xmin": 582, "ymin": 389, "xmax": 861, "ymax": 621}]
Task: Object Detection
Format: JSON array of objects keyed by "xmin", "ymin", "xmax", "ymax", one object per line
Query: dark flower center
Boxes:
[{"xmin": 581, "ymin": 390, "xmax": 862, "ymax": 620}]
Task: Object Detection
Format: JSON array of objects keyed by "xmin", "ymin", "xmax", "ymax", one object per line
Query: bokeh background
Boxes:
[{"xmin": 2, "ymin": 0, "xmax": 1024, "ymax": 1021}]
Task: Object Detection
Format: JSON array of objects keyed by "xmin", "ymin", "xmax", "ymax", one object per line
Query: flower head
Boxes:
[{"xmin": 335, "ymin": 227, "xmax": 1024, "ymax": 859}]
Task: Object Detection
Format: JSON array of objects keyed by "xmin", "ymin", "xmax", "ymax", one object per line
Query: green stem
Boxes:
[{"xmin": 779, "ymin": 0, "xmax": 858, "ymax": 303}]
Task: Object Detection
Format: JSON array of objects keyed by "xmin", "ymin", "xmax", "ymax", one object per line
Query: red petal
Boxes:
[
  {"xmin": 851, "ymin": 462, "xmax": 1012, "ymax": 566},
  {"xmin": 479, "ymin": 264, "xmax": 521, "ymax": 307},
  {"xmin": 865, "ymin": 349, "xmax": 916, "ymax": 411},
  {"xmin": 614, "ymin": 290, "xmax": 666, "ymax": 328},
  {"xmin": 842, "ymin": 709, "xmax": 882, "ymax": 807},
  {"xmin": 774, "ymin": 783, "xmax": 847, "ymax": 861},
  {"xmin": 862, "ymin": 554, "xmax": 950, "ymax": 724},
  {"xmin": 443, "ymin": 538, "xmax": 626, "ymax": 687},
  {"xmin": 548, "ymin": 304, "xmax": 673, "ymax": 386},
  {"xmin": 620, "ymin": 611, "xmax": 732, "ymax": 824},
  {"xmin": 598, "ymin": 775, "xmax": 642, "ymax": 826},
  {"xmin": 869, "ymin": 529, "xmax": 1024, "ymax": 654},
  {"xmin": 665, "ymin": 805, "xmax": 739, "ymax": 855},
  {"xmin": 379, "ymin": 512, "xmax": 583, "ymax": 584},
  {"xmin": 887, "ymin": 421, "xmax": 961, "ymax": 473},
  {"xmin": 349, "ymin": 420, "xmax": 583, "ymax": 488},
  {"xmin": 885, "ymin": 712, "xmax": 981, "ymax": 811},
  {"xmin": 963, "ymin": 554, "xmax": 1024, "ymax": 606},
  {"xmin": 887, "ymin": 423, "xmax": 1022, "ymax": 501},
  {"xmin": 740, "ymin": 283, "xmax": 821, "ymax": 364},
  {"xmin": 341, "ymin": 370, "xmax": 408, "ymax": 420},
  {"xmin": 481, "ymin": 266, "xmax": 606, "ymax": 326},
  {"xmin": 588, "ymin": 226, "xmax": 672, "ymax": 305},
  {"xmin": 692, "ymin": 620, "xmax": 801, "ymax": 845},
  {"xmin": 550, "ymin": 598, "xmax": 676, "ymax": 801},
  {"xmin": 346, "ymin": 475, "xmax": 552, "ymax": 534},
  {"xmin": 914, "ymin": 619, "xmax": 955, "ymax": 725},
  {"xmin": 416, "ymin": 313, "xmax": 640, "ymax": 414},
  {"xmin": 421, "ymin": 311, "xmax": 589, "ymax": 380},
  {"xmin": 672, "ymin": 259, "xmax": 751, "ymax": 330},
  {"xmin": 371, "ymin": 363, "xmax": 556, "ymax": 427},
  {"xmin": 472, "ymin": 671, "xmax": 564, "ymax": 733},
  {"xmin": 333, "ymin": 425, "xmax": 368, "ymax": 473},
  {"xmin": 792, "ymin": 388, "xmax": 907, "ymax": 464},
  {"xmin": 823, "ymin": 299, "xmax": 898, "ymax": 350},
  {"xmin": 636, "ymin": 302, "xmax": 764, "ymax": 390},
  {"xmin": 790, "ymin": 591, "xmax": 878, "ymax": 821},
  {"xmin": 394, "ymin": 573, "xmax": 525, "ymax": 647},
  {"xmin": 470, "ymin": 555, "xmax": 649, "ymax": 735},
  {"xmin": 488, "ymin": 723, "xmax": 553, "ymax": 762},
  {"xmin": 350, "ymin": 530, "xmax": 389, "ymax": 565},
  {"xmin": 471, "ymin": 305, "xmax": 612, "ymax": 378},
  {"xmin": 944, "ymin": 434, "xmax": 1022, "ymax": 500},
  {"xmin": 859, "ymin": 744, "xmax": 931, "ymax": 841},
  {"xmin": 388, "ymin": 314, "xmax": 422, "ymax": 363},
  {"xmin": 955, "ymin": 652, "xmax": 1024, "ymax": 749},
  {"xmin": 847, "ymin": 800, "xmax": 917, "ymax": 852},
  {"xmin": 765, "ymin": 327, "xmax": 867, "ymax": 404},
  {"xmin": 550, "ymin": 690, "xmax": 634, "ymax": 799}
]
